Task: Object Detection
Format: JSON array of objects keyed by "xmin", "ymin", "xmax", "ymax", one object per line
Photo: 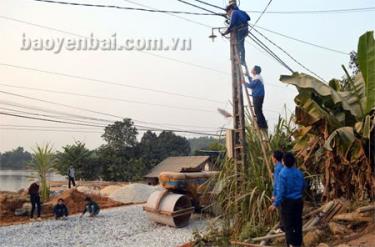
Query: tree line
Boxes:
[{"xmin": 1, "ymin": 119, "xmax": 222, "ymax": 181}]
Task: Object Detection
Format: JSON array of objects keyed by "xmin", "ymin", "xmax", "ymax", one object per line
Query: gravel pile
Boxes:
[
  {"xmin": 0, "ymin": 205, "xmax": 206, "ymax": 247},
  {"xmin": 109, "ymin": 184, "xmax": 162, "ymax": 204}
]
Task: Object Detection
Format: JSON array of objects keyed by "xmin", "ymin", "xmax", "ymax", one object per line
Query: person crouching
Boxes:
[
  {"xmin": 81, "ymin": 197, "xmax": 100, "ymax": 218},
  {"xmin": 53, "ymin": 198, "xmax": 68, "ymax": 220}
]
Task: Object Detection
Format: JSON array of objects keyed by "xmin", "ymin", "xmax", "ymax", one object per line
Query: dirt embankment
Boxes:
[{"xmin": 0, "ymin": 189, "xmax": 123, "ymax": 227}]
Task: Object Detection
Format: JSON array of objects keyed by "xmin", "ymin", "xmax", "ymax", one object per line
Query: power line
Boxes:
[
  {"xmin": 0, "ymin": 127, "xmax": 102, "ymax": 134},
  {"xmin": 251, "ymin": 28, "xmax": 327, "ymax": 82},
  {"xmin": 0, "ymin": 111, "xmax": 106, "ymax": 127},
  {"xmin": 175, "ymin": 0, "xmax": 324, "ymax": 80},
  {"xmin": 0, "ymin": 82, "xmax": 216, "ymax": 114},
  {"xmin": 0, "ymin": 62, "xmax": 225, "ymax": 104},
  {"xmin": 246, "ymin": 6, "xmax": 375, "ymax": 14},
  {"xmin": 176, "ymin": 0, "xmax": 223, "ymax": 16},
  {"xmin": 0, "ymin": 82, "xmax": 281, "ymax": 114},
  {"xmin": 0, "ymin": 106, "xmax": 108, "ymax": 127},
  {"xmin": 0, "ymin": 101, "xmax": 114, "ymax": 125},
  {"xmin": 253, "ymin": 25, "xmax": 349, "ymax": 55},
  {"xmin": 122, "ymin": 0, "xmax": 212, "ymax": 28},
  {"xmin": 31, "ymin": 0, "xmax": 221, "ymax": 16},
  {"xmin": 191, "ymin": 0, "xmax": 225, "ymax": 11},
  {"xmin": 0, "ymin": 124, "xmax": 100, "ymax": 130},
  {"xmin": 248, "ymin": 0, "xmax": 273, "ymax": 32},
  {"xmin": 0, "ymin": 90, "xmax": 225, "ymax": 131},
  {"xmin": 0, "ymin": 111, "xmax": 221, "ymax": 136},
  {"xmin": 247, "ymin": 34, "xmax": 294, "ymax": 73}
]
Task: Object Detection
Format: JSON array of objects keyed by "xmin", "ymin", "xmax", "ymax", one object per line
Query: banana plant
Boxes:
[{"xmin": 279, "ymin": 31, "xmax": 375, "ymax": 200}]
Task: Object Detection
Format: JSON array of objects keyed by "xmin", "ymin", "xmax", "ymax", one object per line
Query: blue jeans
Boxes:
[{"xmin": 237, "ymin": 28, "xmax": 248, "ymax": 65}]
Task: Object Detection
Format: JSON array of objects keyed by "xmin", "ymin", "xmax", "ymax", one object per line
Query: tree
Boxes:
[
  {"xmin": 102, "ymin": 118, "xmax": 138, "ymax": 151},
  {"xmin": 31, "ymin": 144, "xmax": 54, "ymax": 201},
  {"xmin": 0, "ymin": 147, "xmax": 32, "ymax": 170},
  {"xmin": 97, "ymin": 119, "xmax": 142, "ymax": 181},
  {"xmin": 55, "ymin": 141, "xmax": 99, "ymax": 180},
  {"xmin": 139, "ymin": 130, "xmax": 159, "ymax": 169},
  {"xmin": 96, "ymin": 145, "xmax": 146, "ymax": 181},
  {"xmin": 156, "ymin": 131, "xmax": 191, "ymax": 160}
]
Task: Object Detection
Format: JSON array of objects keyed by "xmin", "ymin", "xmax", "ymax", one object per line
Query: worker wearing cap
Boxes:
[
  {"xmin": 243, "ymin": 65, "xmax": 268, "ymax": 130},
  {"xmin": 222, "ymin": 3, "xmax": 251, "ymax": 66}
]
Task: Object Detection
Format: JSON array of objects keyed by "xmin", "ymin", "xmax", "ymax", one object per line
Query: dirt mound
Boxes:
[
  {"xmin": 45, "ymin": 189, "xmax": 123, "ymax": 215},
  {"xmin": 0, "ymin": 191, "xmax": 29, "ymax": 217}
]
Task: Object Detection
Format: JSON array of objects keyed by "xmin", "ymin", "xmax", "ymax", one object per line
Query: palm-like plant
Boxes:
[
  {"xmin": 279, "ymin": 31, "xmax": 375, "ymax": 200},
  {"xmin": 31, "ymin": 144, "xmax": 55, "ymax": 201}
]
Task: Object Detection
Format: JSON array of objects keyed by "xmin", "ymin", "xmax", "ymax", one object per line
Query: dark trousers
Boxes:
[
  {"xmin": 278, "ymin": 207, "xmax": 285, "ymax": 231},
  {"xmin": 253, "ymin": 96, "xmax": 268, "ymax": 129},
  {"xmin": 68, "ymin": 176, "xmax": 76, "ymax": 188},
  {"xmin": 30, "ymin": 194, "xmax": 41, "ymax": 218},
  {"xmin": 236, "ymin": 28, "xmax": 248, "ymax": 65},
  {"xmin": 281, "ymin": 199, "xmax": 303, "ymax": 247}
]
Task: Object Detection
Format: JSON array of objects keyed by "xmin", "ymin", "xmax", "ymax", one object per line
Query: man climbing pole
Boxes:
[
  {"xmin": 222, "ymin": 3, "xmax": 250, "ymax": 67},
  {"xmin": 243, "ymin": 65, "xmax": 268, "ymax": 131}
]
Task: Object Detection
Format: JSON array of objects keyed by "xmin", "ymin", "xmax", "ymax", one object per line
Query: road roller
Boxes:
[{"xmin": 143, "ymin": 171, "xmax": 218, "ymax": 228}]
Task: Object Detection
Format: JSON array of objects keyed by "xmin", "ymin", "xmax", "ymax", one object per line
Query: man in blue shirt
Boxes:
[
  {"xmin": 271, "ymin": 150, "xmax": 284, "ymax": 232},
  {"xmin": 243, "ymin": 65, "xmax": 268, "ymax": 130},
  {"xmin": 222, "ymin": 3, "xmax": 250, "ymax": 66},
  {"xmin": 269, "ymin": 152, "xmax": 304, "ymax": 247}
]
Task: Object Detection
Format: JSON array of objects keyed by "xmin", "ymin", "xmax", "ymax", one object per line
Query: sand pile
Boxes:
[
  {"xmin": 109, "ymin": 183, "xmax": 161, "ymax": 204},
  {"xmin": 100, "ymin": 185, "xmax": 122, "ymax": 196},
  {"xmin": 45, "ymin": 189, "xmax": 123, "ymax": 215}
]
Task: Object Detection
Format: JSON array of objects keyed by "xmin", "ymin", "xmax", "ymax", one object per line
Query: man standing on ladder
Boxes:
[
  {"xmin": 222, "ymin": 3, "xmax": 250, "ymax": 69},
  {"xmin": 243, "ymin": 65, "xmax": 268, "ymax": 132}
]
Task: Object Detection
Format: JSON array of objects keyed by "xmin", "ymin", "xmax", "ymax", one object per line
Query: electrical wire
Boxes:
[
  {"xmin": 31, "ymin": 0, "xmax": 221, "ymax": 16},
  {"xmin": 251, "ymin": 28, "xmax": 327, "ymax": 82},
  {"xmin": 252, "ymin": 25, "xmax": 349, "ymax": 55},
  {"xmin": 190, "ymin": 0, "xmax": 224, "ymax": 11},
  {"xmin": 0, "ymin": 111, "xmax": 221, "ymax": 136},
  {"xmin": 248, "ymin": 0, "xmax": 273, "ymax": 32},
  {"xmin": 122, "ymin": 0, "xmax": 212, "ymax": 28},
  {"xmin": 0, "ymin": 82, "xmax": 215, "ymax": 114},
  {"xmin": 0, "ymin": 82, "xmax": 282, "ymax": 114},
  {"xmin": 0, "ymin": 62, "xmax": 225, "ymax": 104},
  {"xmin": 0, "ymin": 91, "xmax": 225, "ymax": 131},
  {"xmin": 246, "ymin": 6, "xmax": 375, "ymax": 14},
  {"xmin": 176, "ymin": 0, "xmax": 224, "ymax": 16}
]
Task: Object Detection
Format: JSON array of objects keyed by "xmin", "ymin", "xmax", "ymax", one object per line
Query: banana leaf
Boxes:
[
  {"xmin": 280, "ymin": 73, "xmax": 365, "ymax": 120},
  {"xmin": 358, "ymin": 31, "xmax": 375, "ymax": 113}
]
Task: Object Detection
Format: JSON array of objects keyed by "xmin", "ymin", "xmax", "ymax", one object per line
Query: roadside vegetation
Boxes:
[{"xmin": 193, "ymin": 31, "xmax": 374, "ymax": 246}]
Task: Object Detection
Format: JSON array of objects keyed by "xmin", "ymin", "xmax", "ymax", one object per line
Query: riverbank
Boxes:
[{"xmin": 0, "ymin": 205, "xmax": 206, "ymax": 247}]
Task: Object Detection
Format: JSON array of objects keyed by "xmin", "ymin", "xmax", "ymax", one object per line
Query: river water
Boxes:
[{"xmin": 0, "ymin": 170, "xmax": 64, "ymax": 192}]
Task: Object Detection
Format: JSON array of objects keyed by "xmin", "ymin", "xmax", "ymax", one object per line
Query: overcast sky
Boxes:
[{"xmin": 0, "ymin": 0, "xmax": 374, "ymax": 152}]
